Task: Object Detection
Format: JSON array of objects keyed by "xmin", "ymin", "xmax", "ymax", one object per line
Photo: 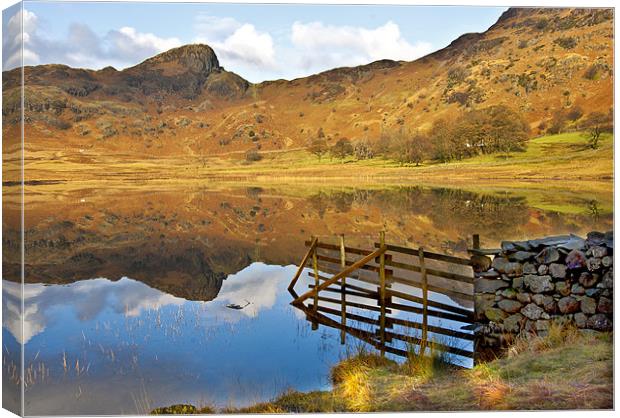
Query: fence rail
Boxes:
[{"xmin": 289, "ymin": 233, "xmax": 476, "ymax": 363}]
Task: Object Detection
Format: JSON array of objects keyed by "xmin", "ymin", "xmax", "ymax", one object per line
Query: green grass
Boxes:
[
  {"xmin": 207, "ymin": 131, "xmax": 613, "ymax": 175},
  {"xmin": 151, "ymin": 323, "xmax": 613, "ymax": 413}
]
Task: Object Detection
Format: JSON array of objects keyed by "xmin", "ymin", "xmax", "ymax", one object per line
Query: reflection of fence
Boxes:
[{"xmin": 288, "ymin": 233, "xmax": 475, "ymax": 361}]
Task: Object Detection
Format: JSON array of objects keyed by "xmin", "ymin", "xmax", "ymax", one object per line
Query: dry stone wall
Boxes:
[{"xmin": 474, "ymin": 231, "xmax": 613, "ymax": 345}]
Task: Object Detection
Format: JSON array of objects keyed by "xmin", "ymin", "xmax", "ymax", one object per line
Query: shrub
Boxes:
[
  {"xmin": 535, "ymin": 18, "xmax": 549, "ymax": 30},
  {"xmin": 583, "ymin": 62, "xmax": 608, "ymax": 80},
  {"xmin": 566, "ymin": 105, "xmax": 584, "ymax": 121},
  {"xmin": 430, "ymin": 105, "xmax": 530, "ymax": 161},
  {"xmin": 353, "ymin": 139, "xmax": 374, "ymax": 160},
  {"xmin": 307, "ymin": 137, "xmax": 329, "ymax": 161},
  {"xmin": 330, "ymin": 138, "xmax": 353, "ymax": 160},
  {"xmin": 547, "ymin": 111, "xmax": 568, "ymax": 134},
  {"xmin": 447, "ymin": 66, "xmax": 470, "ymax": 88},
  {"xmin": 553, "ymin": 36, "xmax": 577, "ymax": 50},
  {"xmin": 245, "ymin": 149, "xmax": 263, "ymax": 162}
]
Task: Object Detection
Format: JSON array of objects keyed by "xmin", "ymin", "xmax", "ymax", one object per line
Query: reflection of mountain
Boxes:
[
  {"xmin": 4, "ymin": 242, "xmax": 231, "ymax": 302},
  {"xmin": 2, "ymin": 184, "xmax": 611, "ymax": 294},
  {"xmin": 1, "ymin": 263, "xmax": 296, "ymax": 344}
]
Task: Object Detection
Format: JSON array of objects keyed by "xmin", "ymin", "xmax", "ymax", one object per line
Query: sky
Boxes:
[{"xmin": 2, "ymin": 1, "xmax": 506, "ymax": 82}]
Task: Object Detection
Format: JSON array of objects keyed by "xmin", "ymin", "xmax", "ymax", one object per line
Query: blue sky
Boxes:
[{"xmin": 3, "ymin": 1, "xmax": 506, "ymax": 82}]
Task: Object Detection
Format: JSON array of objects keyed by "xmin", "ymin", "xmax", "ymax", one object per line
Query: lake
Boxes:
[{"xmin": 2, "ymin": 182, "xmax": 612, "ymax": 414}]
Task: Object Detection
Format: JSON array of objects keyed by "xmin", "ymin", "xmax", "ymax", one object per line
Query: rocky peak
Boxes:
[{"xmin": 135, "ymin": 44, "xmax": 221, "ymax": 74}]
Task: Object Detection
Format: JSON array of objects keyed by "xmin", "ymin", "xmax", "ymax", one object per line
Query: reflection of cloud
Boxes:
[
  {"xmin": 2, "ymin": 263, "xmax": 299, "ymax": 344},
  {"xmin": 218, "ymin": 262, "xmax": 294, "ymax": 317},
  {"xmin": 2, "ymin": 278, "xmax": 185, "ymax": 344}
]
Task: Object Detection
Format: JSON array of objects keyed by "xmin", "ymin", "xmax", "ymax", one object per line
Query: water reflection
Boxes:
[
  {"xmin": 1, "ymin": 182, "xmax": 612, "ymax": 414},
  {"xmin": 2, "ymin": 264, "xmax": 353, "ymax": 415}
]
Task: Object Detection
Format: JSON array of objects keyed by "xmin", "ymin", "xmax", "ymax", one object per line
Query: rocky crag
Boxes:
[{"xmin": 474, "ymin": 231, "xmax": 613, "ymax": 345}]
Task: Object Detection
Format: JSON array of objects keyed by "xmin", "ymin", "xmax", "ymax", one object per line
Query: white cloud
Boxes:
[
  {"xmin": 194, "ymin": 15, "xmax": 276, "ymax": 70},
  {"xmin": 291, "ymin": 20, "xmax": 433, "ymax": 72},
  {"xmin": 107, "ymin": 26, "xmax": 182, "ymax": 64},
  {"xmin": 2, "ymin": 8, "xmax": 434, "ymax": 83},
  {"xmin": 194, "ymin": 14, "xmax": 241, "ymax": 40},
  {"xmin": 2, "ymin": 8, "xmax": 182, "ymax": 70},
  {"xmin": 2, "ymin": 8, "xmax": 40, "ymax": 69}
]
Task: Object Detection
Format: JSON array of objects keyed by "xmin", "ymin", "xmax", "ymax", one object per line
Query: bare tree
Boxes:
[{"xmin": 307, "ymin": 137, "xmax": 329, "ymax": 161}]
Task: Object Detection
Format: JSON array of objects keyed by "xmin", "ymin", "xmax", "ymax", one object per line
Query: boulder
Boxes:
[
  {"xmin": 535, "ymin": 247, "xmax": 561, "ymax": 264},
  {"xmin": 587, "ymin": 257, "xmax": 602, "ymax": 272},
  {"xmin": 549, "ymin": 263, "xmax": 567, "ymax": 279},
  {"xmin": 512, "ymin": 276, "xmax": 524, "ymax": 289},
  {"xmin": 521, "ymin": 303, "xmax": 544, "ymax": 320},
  {"xmin": 475, "ymin": 294, "xmax": 496, "ymax": 319},
  {"xmin": 535, "ymin": 320, "xmax": 550, "ymax": 331},
  {"xmin": 501, "ymin": 240, "xmax": 532, "ymax": 252},
  {"xmin": 597, "ymin": 297, "xmax": 613, "ymax": 314},
  {"xmin": 485, "ymin": 307, "xmax": 508, "ymax": 323},
  {"xmin": 475, "ymin": 278, "xmax": 509, "ymax": 294},
  {"xmin": 498, "ymin": 299, "xmax": 523, "ymax": 314},
  {"xmin": 555, "ymin": 281, "xmax": 571, "ymax": 296},
  {"xmin": 537, "ymin": 265, "xmax": 549, "ymax": 275},
  {"xmin": 571, "ymin": 284, "xmax": 585, "ymax": 295},
  {"xmin": 574, "ymin": 312, "xmax": 587, "ymax": 328},
  {"xmin": 523, "ymin": 262, "xmax": 537, "ymax": 274},
  {"xmin": 503, "ymin": 313, "xmax": 524, "ymax": 333},
  {"xmin": 585, "ymin": 288, "xmax": 602, "ymax": 298},
  {"xmin": 558, "ymin": 296, "xmax": 580, "ymax": 314},
  {"xmin": 604, "ymin": 231, "xmax": 613, "ymax": 248},
  {"xmin": 541, "ymin": 296, "xmax": 557, "ymax": 313},
  {"xmin": 602, "ymin": 256, "xmax": 613, "ymax": 268},
  {"xmin": 586, "ymin": 314, "xmax": 612, "ymax": 331},
  {"xmin": 530, "ymin": 235, "xmax": 572, "ymax": 249},
  {"xmin": 524, "ymin": 275, "xmax": 554, "ymax": 293},
  {"xmin": 524, "ymin": 319, "xmax": 537, "ymax": 333},
  {"xmin": 516, "ymin": 292, "xmax": 531, "ymax": 303},
  {"xmin": 597, "ymin": 270, "xmax": 613, "ymax": 289},
  {"xmin": 510, "ymin": 251, "xmax": 535, "ymax": 262},
  {"xmin": 586, "ymin": 231, "xmax": 605, "ymax": 247},
  {"xmin": 578, "ymin": 272, "xmax": 598, "ymax": 288},
  {"xmin": 565, "ymin": 250, "xmax": 587, "ymax": 270},
  {"xmin": 589, "ymin": 246, "xmax": 608, "ymax": 259},
  {"xmin": 501, "ymin": 288, "xmax": 517, "ymax": 298},
  {"xmin": 580, "ymin": 296, "xmax": 597, "ymax": 314},
  {"xmin": 491, "ymin": 257, "xmax": 523, "ymax": 277},
  {"xmin": 557, "ymin": 235, "xmax": 586, "ymax": 251},
  {"xmin": 471, "ymin": 255, "xmax": 492, "ymax": 273},
  {"xmin": 478, "ymin": 269, "xmax": 500, "ymax": 278},
  {"xmin": 531, "ymin": 294, "xmax": 545, "ymax": 305}
]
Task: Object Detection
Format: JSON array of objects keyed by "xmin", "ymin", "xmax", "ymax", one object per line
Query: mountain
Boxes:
[{"xmin": 1, "ymin": 7, "xmax": 613, "ymax": 160}]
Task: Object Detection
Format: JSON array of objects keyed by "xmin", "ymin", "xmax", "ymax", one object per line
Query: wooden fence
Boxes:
[{"xmin": 288, "ymin": 233, "xmax": 476, "ymax": 362}]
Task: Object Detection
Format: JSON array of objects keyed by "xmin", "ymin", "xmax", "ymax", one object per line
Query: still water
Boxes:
[
  {"xmin": 3, "ymin": 265, "xmax": 353, "ymax": 414},
  {"xmin": 2, "ymin": 183, "xmax": 612, "ymax": 414}
]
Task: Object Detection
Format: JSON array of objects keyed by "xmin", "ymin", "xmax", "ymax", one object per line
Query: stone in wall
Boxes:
[{"xmin": 473, "ymin": 231, "xmax": 613, "ymax": 341}]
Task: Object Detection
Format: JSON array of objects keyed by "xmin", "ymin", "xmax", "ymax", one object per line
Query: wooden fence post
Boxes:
[
  {"xmin": 379, "ymin": 231, "xmax": 387, "ymax": 356},
  {"xmin": 472, "ymin": 234, "xmax": 480, "ymax": 250},
  {"xmin": 312, "ymin": 236, "xmax": 320, "ymax": 330},
  {"xmin": 340, "ymin": 234, "xmax": 346, "ymax": 345},
  {"xmin": 419, "ymin": 247, "xmax": 428, "ymax": 354}
]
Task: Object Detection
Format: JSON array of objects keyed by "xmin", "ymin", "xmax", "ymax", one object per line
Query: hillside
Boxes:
[{"xmin": 1, "ymin": 7, "xmax": 613, "ymax": 162}]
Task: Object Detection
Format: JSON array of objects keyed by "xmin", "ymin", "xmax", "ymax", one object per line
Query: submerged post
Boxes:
[
  {"xmin": 379, "ymin": 231, "xmax": 387, "ymax": 356},
  {"xmin": 312, "ymin": 236, "xmax": 320, "ymax": 330},
  {"xmin": 340, "ymin": 234, "xmax": 346, "ymax": 345},
  {"xmin": 419, "ymin": 247, "xmax": 428, "ymax": 354}
]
